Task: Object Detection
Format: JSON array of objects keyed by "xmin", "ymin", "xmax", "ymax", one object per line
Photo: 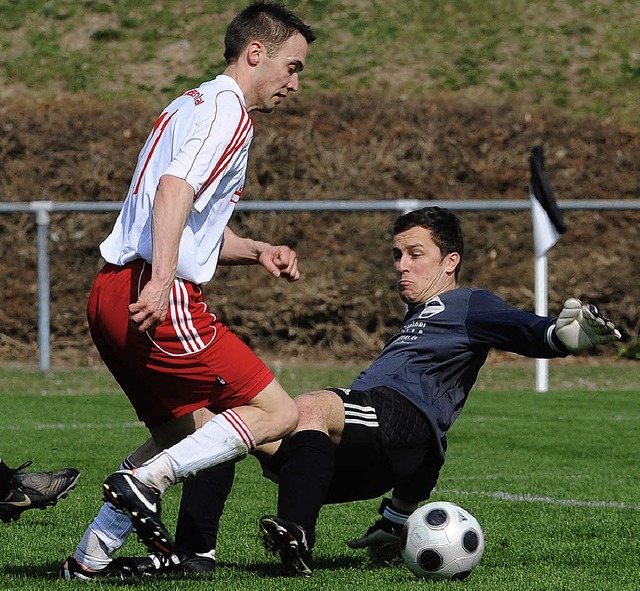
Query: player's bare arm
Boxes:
[
  {"xmin": 129, "ymin": 175, "xmax": 194, "ymax": 332},
  {"xmin": 219, "ymin": 226, "xmax": 300, "ymax": 281}
]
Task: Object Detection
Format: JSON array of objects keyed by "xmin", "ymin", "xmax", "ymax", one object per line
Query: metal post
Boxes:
[
  {"xmin": 0, "ymin": 198, "xmax": 634, "ymax": 373},
  {"xmin": 534, "ymin": 254, "xmax": 549, "ymax": 392},
  {"xmin": 31, "ymin": 202, "xmax": 53, "ymax": 372}
]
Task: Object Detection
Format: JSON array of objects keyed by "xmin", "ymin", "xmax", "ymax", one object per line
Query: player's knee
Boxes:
[
  {"xmin": 250, "ymin": 380, "xmax": 299, "ymax": 440},
  {"xmin": 258, "ymin": 392, "xmax": 299, "ymax": 440},
  {"xmin": 276, "ymin": 396, "xmax": 299, "ymax": 437},
  {"xmin": 293, "ymin": 389, "xmax": 341, "ymax": 433}
]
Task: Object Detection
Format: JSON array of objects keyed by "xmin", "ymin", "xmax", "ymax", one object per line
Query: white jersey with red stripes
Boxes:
[{"xmin": 100, "ymin": 75, "xmax": 253, "ymax": 285}]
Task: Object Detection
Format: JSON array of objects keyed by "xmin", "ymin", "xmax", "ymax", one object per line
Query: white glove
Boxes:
[{"xmin": 555, "ymin": 298, "xmax": 621, "ymax": 353}]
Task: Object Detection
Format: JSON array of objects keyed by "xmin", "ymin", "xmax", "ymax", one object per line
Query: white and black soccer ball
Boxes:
[{"xmin": 400, "ymin": 501, "xmax": 485, "ymax": 580}]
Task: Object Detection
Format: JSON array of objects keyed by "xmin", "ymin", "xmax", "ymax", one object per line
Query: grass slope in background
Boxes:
[
  {"xmin": 1, "ymin": 0, "xmax": 639, "ymax": 123},
  {"xmin": 0, "ymin": 366, "xmax": 638, "ymax": 590}
]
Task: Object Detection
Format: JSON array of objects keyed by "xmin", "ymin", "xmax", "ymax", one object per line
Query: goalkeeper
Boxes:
[{"xmin": 116, "ymin": 206, "xmax": 621, "ymax": 578}]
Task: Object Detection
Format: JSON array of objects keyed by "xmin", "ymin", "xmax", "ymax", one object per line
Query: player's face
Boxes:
[
  {"xmin": 252, "ymin": 33, "xmax": 308, "ymax": 113},
  {"xmin": 392, "ymin": 226, "xmax": 459, "ymax": 305}
]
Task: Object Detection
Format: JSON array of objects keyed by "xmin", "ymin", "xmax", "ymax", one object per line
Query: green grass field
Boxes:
[
  {"xmin": 0, "ymin": 365, "xmax": 638, "ymax": 590},
  {"xmin": 1, "ymin": 0, "xmax": 639, "ymax": 123}
]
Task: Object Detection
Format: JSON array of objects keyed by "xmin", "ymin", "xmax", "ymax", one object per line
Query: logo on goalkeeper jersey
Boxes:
[{"xmin": 418, "ymin": 296, "xmax": 445, "ymax": 319}]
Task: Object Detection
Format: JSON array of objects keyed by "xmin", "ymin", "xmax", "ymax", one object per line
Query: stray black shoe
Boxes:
[
  {"xmin": 102, "ymin": 470, "xmax": 175, "ymax": 556},
  {"xmin": 259, "ymin": 515, "xmax": 314, "ymax": 577},
  {"xmin": 0, "ymin": 462, "xmax": 80, "ymax": 523},
  {"xmin": 59, "ymin": 554, "xmax": 137, "ymax": 580},
  {"xmin": 119, "ymin": 552, "xmax": 216, "ymax": 576}
]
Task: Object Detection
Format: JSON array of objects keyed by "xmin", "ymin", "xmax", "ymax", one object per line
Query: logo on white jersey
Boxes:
[
  {"xmin": 418, "ymin": 296, "xmax": 445, "ymax": 318},
  {"xmin": 183, "ymin": 88, "xmax": 204, "ymax": 106}
]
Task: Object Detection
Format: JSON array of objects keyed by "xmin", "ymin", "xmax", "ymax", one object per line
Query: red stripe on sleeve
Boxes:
[
  {"xmin": 133, "ymin": 109, "xmax": 178, "ymax": 196},
  {"xmin": 194, "ymin": 99, "xmax": 253, "ymax": 202}
]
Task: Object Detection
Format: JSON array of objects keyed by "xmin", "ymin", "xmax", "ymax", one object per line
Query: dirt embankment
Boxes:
[{"xmin": 0, "ymin": 94, "xmax": 638, "ymax": 366}]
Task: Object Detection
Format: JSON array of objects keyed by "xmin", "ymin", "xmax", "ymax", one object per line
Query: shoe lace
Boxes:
[
  {"xmin": 10, "ymin": 461, "xmax": 33, "ymax": 475},
  {"xmin": 9, "ymin": 462, "xmax": 57, "ymax": 497}
]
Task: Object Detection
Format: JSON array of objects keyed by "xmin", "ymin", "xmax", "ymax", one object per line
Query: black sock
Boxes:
[
  {"xmin": 277, "ymin": 430, "xmax": 334, "ymax": 536},
  {"xmin": 0, "ymin": 460, "xmax": 12, "ymax": 499},
  {"xmin": 174, "ymin": 461, "xmax": 236, "ymax": 555},
  {"xmin": 261, "ymin": 437, "xmax": 291, "ymax": 479}
]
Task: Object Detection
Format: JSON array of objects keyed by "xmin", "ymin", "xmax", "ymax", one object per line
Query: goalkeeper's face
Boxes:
[{"xmin": 392, "ymin": 226, "xmax": 460, "ymax": 305}]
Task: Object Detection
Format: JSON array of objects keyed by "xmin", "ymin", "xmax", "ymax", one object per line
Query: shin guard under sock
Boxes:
[
  {"xmin": 276, "ymin": 430, "xmax": 334, "ymax": 535},
  {"xmin": 137, "ymin": 409, "xmax": 254, "ymax": 492}
]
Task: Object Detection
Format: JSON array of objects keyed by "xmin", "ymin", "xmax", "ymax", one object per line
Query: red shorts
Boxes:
[{"xmin": 87, "ymin": 260, "xmax": 274, "ymax": 428}]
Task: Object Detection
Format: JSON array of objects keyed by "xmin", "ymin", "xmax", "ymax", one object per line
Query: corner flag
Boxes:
[{"xmin": 529, "ymin": 145, "xmax": 567, "ymax": 258}]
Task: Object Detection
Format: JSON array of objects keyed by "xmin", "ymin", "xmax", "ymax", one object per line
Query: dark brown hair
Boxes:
[
  {"xmin": 393, "ymin": 206, "xmax": 464, "ymax": 278},
  {"xmin": 224, "ymin": 1, "xmax": 316, "ymax": 63}
]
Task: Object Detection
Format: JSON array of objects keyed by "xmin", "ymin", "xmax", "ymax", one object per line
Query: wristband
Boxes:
[{"xmin": 379, "ymin": 498, "xmax": 411, "ymax": 526}]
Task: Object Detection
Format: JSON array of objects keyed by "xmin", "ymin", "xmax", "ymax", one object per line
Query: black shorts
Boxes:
[{"xmin": 325, "ymin": 386, "xmax": 440, "ymax": 504}]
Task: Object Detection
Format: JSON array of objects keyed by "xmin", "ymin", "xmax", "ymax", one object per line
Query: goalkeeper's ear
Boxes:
[{"xmin": 554, "ymin": 298, "xmax": 621, "ymax": 354}]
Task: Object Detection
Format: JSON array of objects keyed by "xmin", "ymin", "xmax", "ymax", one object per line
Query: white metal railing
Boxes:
[{"xmin": 1, "ymin": 199, "xmax": 638, "ymax": 375}]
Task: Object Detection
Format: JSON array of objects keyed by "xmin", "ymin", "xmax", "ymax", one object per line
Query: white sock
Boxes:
[
  {"xmin": 137, "ymin": 410, "xmax": 255, "ymax": 492},
  {"xmin": 74, "ymin": 459, "xmax": 135, "ymax": 570},
  {"xmin": 133, "ymin": 451, "xmax": 176, "ymax": 494}
]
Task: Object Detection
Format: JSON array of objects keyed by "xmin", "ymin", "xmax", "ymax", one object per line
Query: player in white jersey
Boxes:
[
  {"xmin": 100, "ymin": 75, "xmax": 255, "ymax": 286},
  {"xmin": 61, "ymin": 1, "xmax": 316, "ymax": 580}
]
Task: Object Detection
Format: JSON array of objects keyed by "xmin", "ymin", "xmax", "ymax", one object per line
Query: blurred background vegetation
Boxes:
[{"xmin": 1, "ymin": 0, "xmax": 639, "ymax": 123}]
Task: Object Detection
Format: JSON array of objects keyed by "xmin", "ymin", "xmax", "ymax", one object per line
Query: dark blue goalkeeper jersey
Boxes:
[{"xmin": 350, "ymin": 287, "xmax": 568, "ymax": 460}]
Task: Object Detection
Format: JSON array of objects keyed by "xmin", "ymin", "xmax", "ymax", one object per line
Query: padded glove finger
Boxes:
[
  {"xmin": 555, "ymin": 298, "xmax": 621, "ymax": 353},
  {"xmin": 583, "ymin": 304, "xmax": 622, "ymax": 339}
]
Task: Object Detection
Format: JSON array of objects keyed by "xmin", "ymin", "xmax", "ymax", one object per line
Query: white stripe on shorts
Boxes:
[
  {"xmin": 344, "ymin": 417, "xmax": 380, "ymax": 427},
  {"xmin": 171, "ymin": 279, "xmax": 206, "ymax": 353},
  {"xmin": 344, "ymin": 403, "xmax": 379, "ymax": 428}
]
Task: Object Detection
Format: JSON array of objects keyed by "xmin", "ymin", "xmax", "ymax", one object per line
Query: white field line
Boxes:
[
  {"xmin": 0, "ymin": 421, "xmax": 144, "ymax": 430},
  {"xmin": 2, "ymin": 422, "xmax": 637, "ymax": 512},
  {"xmin": 443, "ymin": 488, "xmax": 640, "ymax": 511}
]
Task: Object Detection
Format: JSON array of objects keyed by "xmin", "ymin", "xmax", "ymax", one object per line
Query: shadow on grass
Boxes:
[
  {"xmin": 4, "ymin": 561, "xmax": 217, "ymax": 584},
  {"xmin": 235, "ymin": 554, "xmax": 370, "ymax": 577},
  {"xmin": 3, "ymin": 555, "xmax": 374, "ymax": 583}
]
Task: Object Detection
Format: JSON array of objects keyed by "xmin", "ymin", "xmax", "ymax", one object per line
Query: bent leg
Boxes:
[
  {"xmin": 136, "ymin": 379, "xmax": 298, "ymax": 491},
  {"xmin": 273, "ymin": 389, "xmax": 345, "ymax": 532}
]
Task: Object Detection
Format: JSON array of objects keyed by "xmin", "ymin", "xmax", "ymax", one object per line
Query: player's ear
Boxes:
[
  {"xmin": 246, "ymin": 41, "xmax": 263, "ymax": 66},
  {"xmin": 445, "ymin": 252, "xmax": 460, "ymax": 275}
]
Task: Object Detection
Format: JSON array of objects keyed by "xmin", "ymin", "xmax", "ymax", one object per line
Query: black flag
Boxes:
[{"xmin": 529, "ymin": 145, "xmax": 567, "ymax": 257}]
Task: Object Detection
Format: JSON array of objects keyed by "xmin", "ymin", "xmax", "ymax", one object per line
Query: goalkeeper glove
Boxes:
[
  {"xmin": 347, "ymin": 498, "xmax": 411, "ymax": 551},
  {"xmin": 555, "ymin": 298, "xmax": 621, "ymax": 354}
]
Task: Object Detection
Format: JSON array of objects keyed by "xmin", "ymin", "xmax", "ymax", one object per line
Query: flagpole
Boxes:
[
  {"xmin": 529, "ymin": 145, "xmax": 566, "ymax": 394},
  {"xmin": 534, "ymin": 253, "xmax": 549, "ymax": 392}
]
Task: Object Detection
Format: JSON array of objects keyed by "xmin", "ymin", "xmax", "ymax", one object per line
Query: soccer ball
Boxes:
[{"xmin": 400, "ymin": 501, "xmax": 485, "ymax": 580}]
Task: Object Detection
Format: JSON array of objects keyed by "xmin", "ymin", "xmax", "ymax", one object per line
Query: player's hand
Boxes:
[
  {"xmin": 258, "ymin": 244, "xmax": 300, "ymax": 282},
  {"xmin": 348, "ymin": 499, "xmax": 414, "ymax": 565},
  {"xmin": 128, "ymin": 280, "xmax": 171, "ymax": 332},
  {"xmin": 555, "ymin": 298, "xmax": 621, "ymax": 353},
  {"xmin": 347, "ymin": 516, "xmax": 405, "ymax": 565},
  {"xmin": 347, "ymin": 517, "xmax": 403, "ymax": 550}
]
